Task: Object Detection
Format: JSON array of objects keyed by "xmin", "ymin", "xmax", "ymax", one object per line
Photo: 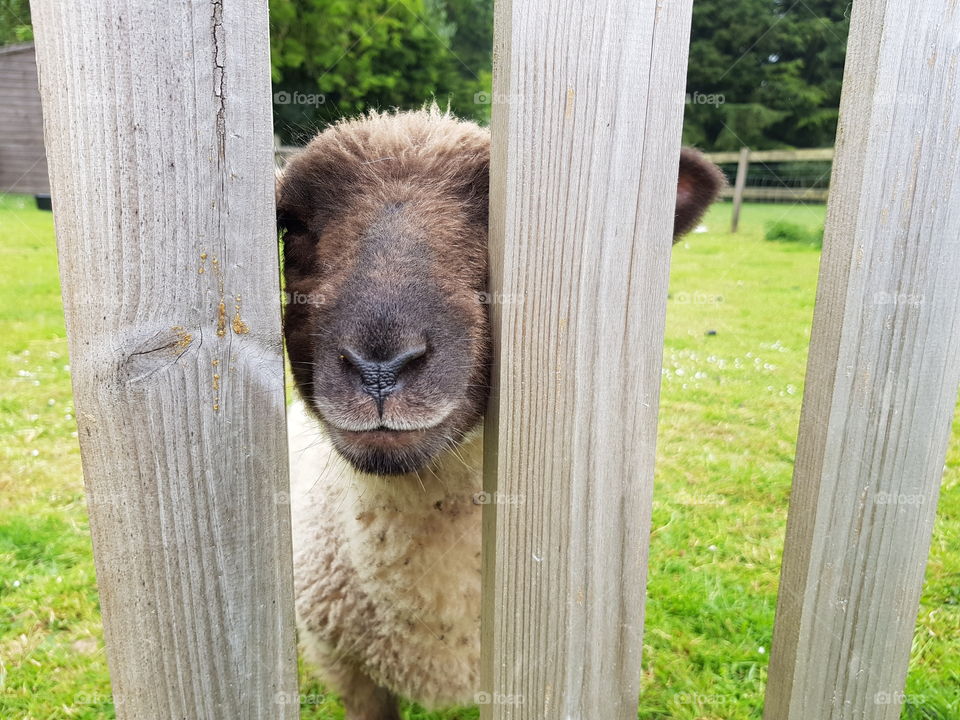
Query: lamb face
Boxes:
[
  {"xmin": 280, "ymin": 110, "xmax": 725, "ymax": 716},
  {"xmin": 277, "ymin": 110, "xmax": 724, "ymax": 478},
  {"xmin": 278, "ymin": 109, "xmax": 491, "ymax": 475}
]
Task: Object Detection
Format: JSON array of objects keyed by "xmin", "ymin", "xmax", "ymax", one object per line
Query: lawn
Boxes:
[{"xmin": 0, "ymin": 193, "xmax": 956, "ymax": 719}]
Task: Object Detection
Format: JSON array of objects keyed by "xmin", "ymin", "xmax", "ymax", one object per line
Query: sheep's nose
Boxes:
[{"xmin": 340, "ymin": 343, "xmax": 427, "ymax": 414}]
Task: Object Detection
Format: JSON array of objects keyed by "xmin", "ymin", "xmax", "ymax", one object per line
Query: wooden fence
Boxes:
[
  {"xmin": 29, "ymin": 0, "xmax": 960, "ymax": 718},
  {"xmin": 30, "ymin": 1, "xmax": 297, "ymax": 717}
]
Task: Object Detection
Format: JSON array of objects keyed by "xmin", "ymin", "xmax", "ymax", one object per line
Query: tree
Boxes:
[
  {"xmin": 0, "ymin": 0, "xmax": 32, "ymax": 44},
  {"xmin": 4, "ymin": 0, "xmax": 846, "ymax": 151},
  {"xmin": 269, "ymin": 0, "xmax": 492, "ymax": 144},
  {"xmin": 683, "ymin": 0, "xmax": 849, "ymax": 151}
]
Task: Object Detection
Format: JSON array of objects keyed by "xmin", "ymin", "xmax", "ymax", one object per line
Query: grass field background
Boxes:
[{"xmin": 0, "ymin": 193, "xmax": 956, "ymax": 719}]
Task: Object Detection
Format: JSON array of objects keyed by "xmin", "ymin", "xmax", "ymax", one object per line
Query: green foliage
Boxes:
[
  {"xmin": 269, "ymin": 0, "xmax": 492, "ymax": 144},
  {"xmin": 1, "ymin": 0, "xmax": 849, "ymax": 151},
  {"xmin": 0, "ymin": 0, "xmax": 31, "ymax": 43},
  {"xmin": 764, "ymin": 219, "xmax": 824, "ymax": 247},
  {"xmin": 684, "ymin": 0, "xmax": 849, "ymax": 151},
  {"xmin": 443, "ymin": 0, "xmax": 493, "ymax": 73}
]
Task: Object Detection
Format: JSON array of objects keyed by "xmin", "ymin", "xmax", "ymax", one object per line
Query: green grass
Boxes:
[
  {"xmin": 764, "ymin": 218, "xmax": 824, "ymax": 248},
  {"xmin": 0, "ymin": 194, "xmax": 956, "ymax": 719}
]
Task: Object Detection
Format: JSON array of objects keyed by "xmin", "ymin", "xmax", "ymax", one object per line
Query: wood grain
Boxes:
[
  {"xmin": 763, "ymin": 1, "xmax": 960, "ymax": 717},
  {"xmin": 480, "ymin": 0, "xmax": 694, "ymax": 716},
  {"xmin": 30, "ymin": 1, "xmax": 299, "ymax": 717}
]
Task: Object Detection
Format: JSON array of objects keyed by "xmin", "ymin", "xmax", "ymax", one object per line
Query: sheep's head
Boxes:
[
  {"xmin": 277, "ymin": 110, "xmax": 723, "ymax": 476},
  {"xmin": 278, "ymin": 111, "xmax": 490, "ymax": 475}
]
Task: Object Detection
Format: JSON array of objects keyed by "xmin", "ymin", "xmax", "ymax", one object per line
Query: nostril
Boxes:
[
  {"xmin": 339, "ymin": 347, "xmax": 364, "ymax": 370},
  {"xmin": 339, "ymin": 342, "xmax": 428, "ymax": 398},
  {"xmin": 387, "ymin": 343, "xmax": 427, "ymax": 373}
]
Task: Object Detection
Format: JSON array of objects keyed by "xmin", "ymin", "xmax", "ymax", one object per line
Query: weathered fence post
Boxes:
[
  {"xmin": 763, "ymin": 1, "xmax": 960, "ymax": 717},
  {"xmin": 730, "ymin": 146, "xmax": 750, "ymax": 232},
  {"xmin": 481, "ymin": 0, "xmax": 694, "ymax": 716},
  {"xmin": 30, "ymin": 1, "xmax": 299, "ymax": 718}
]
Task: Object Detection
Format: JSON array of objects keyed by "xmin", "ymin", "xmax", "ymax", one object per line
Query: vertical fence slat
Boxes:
[
  {"xmin": 730, "ymin": 146, "xmax": 750, "ymax": 232},
  {"xmin": 764, "ymin": 0, "xmax": 960, "ymax": 717},
  {"xmin": 480, "ymin": 0, "xmax": 694, "ymax": 716},
  {"xmin": 30, "ymin": 1, "xmax": 299, "ymax": 717}
]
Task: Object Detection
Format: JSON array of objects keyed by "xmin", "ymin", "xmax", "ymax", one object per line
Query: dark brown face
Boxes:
[
  {"xmin": 278, "ymin": 112, "xmax": 491, "ymax": 475},
  {"xmin": 277, "ymin": 111, "xmax": 723, "ymax": 476}
]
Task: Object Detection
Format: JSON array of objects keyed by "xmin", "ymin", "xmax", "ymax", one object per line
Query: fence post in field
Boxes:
[
  {"xmin": 480, "ymin": 0, "xmax": 694, "ymax": 716},
  {"xmin": 763, "ymin": 1, "xmax": 960, "ymax": 718},
  {"xmin": 730, "ymin": 146, "xmax": 750, "ymax": 232},
  {"xmin": 29, "ymin": 2, "xmax": 298, "ymax": 718}
]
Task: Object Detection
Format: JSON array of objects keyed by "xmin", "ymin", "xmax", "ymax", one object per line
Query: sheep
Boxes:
[{"xmin": 277, "ymin": 107, "xmax": 723, "ymax": 719}]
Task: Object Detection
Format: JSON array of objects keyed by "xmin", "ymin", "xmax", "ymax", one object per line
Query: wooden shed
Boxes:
[{"xmin": 0, "ymin": 42, "xmax": 50, "ymax": 195}]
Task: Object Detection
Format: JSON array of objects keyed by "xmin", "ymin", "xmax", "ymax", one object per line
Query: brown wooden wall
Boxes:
[{"xmin": 0, "ymin": 43, "xmax": 50, "ymax": 195}]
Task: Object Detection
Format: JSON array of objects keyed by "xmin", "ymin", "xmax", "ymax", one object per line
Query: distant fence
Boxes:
[
  {"xmin": 28, "ymin": 0, "xmax": 960, "ymax": 719},
  {"xmin": 704, "ymin": 147, "xmax": 836, "ymax": 231}
]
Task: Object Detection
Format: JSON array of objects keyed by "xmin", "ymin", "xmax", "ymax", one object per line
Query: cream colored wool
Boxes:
[{"xmin": 288, "ymin": 400, "xmax": 484, "ymax": 708}]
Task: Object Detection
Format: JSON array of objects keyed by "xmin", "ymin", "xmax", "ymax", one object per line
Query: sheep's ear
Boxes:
[
  {"xmin": 276, "ymin": 138, "xmax": 366, "ymax": 238},
  {"xmin": 674, "ymin": 148, "xmax": 726, "ymax": 240}
]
